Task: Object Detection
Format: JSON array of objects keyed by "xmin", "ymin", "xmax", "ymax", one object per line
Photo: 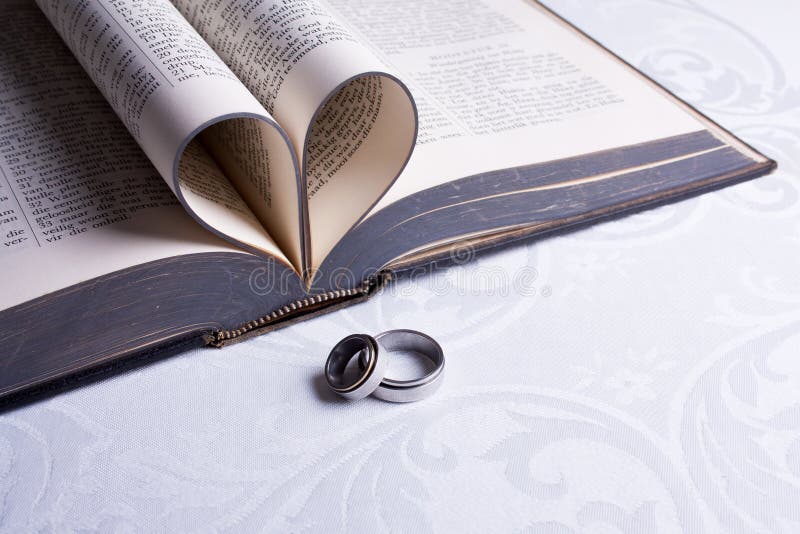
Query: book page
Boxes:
[
  {"xmin": 0, "ymin": 1, "xmax": 240, "ymax": 311},
  {"xmin": 171, "ymin": 0, "xmax": 418, "ymax": 272},
  {"xmin": 320, "ymin": 0, "xmax": 711, "ymax": 214},
  {"xmin": 35, "ymin": 0, "xmax": 304, "ymax": 268}
]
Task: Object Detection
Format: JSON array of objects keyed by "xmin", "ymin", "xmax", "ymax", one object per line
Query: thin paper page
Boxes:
[
  {"xmin": 0, "ymin": 2, "xmax": 237, "ymax": 310},
  {"xmin": 320, "ymin": 0, "xmax": 709, "ymax": 214},
  {"xmin": 35, "ymin": 0, "xmax": 301, "ymax": 267}
]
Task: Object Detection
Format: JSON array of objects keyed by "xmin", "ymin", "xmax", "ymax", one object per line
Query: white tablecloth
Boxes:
[{"xmin": 2, "ymin": 1, "xmax": 799, "ymax": 532}]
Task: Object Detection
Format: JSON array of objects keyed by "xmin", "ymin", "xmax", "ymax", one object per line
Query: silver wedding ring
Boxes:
[
  {"xmin": 371, "ymin": 330, "xmax": 445, "ymax": 403},
  {"xmin": 325, "ymin": 329, "xmax": 444, "ymax": 403}
]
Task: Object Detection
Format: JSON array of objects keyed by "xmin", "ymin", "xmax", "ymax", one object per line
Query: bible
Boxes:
[{"xmin": 0, "ymin": 0, "xmax": 774, "ymax": 402}]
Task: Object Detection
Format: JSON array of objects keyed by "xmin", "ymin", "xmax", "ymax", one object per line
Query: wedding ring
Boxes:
[
  {"xmin": 325, "ymin": 334, "xmax": 386, "ymax": 401},
  {"xmin": 371, "ymin": 329, "xmax": 445, "ymax": 403}
]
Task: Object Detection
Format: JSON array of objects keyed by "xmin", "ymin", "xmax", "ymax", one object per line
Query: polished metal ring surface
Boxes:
[
  {"xmin": 371, "ymin": 329, "xmax": 445, "ymax": 403},
  {"xmin": 325, "ymin": 334, "xmax": 386, "ymax": 401}
]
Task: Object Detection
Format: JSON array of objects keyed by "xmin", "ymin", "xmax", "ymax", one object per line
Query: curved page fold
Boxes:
[
  {"xmin": 36, "ymin": 0, "xmax": 305, "ymax": 270},
  {"xmin": 173, "ymin": 0, "xmax": 418, "ymax": 274}
]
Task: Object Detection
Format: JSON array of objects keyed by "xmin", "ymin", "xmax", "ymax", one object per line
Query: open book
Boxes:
[{"xmin": 0, "ymin": 0, "xmax": 774, "ymax": 402}]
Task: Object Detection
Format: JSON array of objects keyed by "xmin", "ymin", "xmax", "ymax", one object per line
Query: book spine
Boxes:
[{"xmin": 206, "ymin": 274, "xmax": 388, "ymax": 347}]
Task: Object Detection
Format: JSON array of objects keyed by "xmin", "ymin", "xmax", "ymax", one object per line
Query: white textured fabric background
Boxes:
[{"xmin": 2, "ymin": 1, "xmax": 799, "ymax": 532}]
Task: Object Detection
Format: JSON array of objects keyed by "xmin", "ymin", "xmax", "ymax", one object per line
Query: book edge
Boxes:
[{"xmin": 532, "ymin": 0, "xmax": 772, "ymax": 165}]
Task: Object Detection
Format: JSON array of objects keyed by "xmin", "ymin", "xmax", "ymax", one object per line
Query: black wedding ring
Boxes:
[{"xmin": 325, "ymin": 334, "xmax": 386, "ymax": 401}]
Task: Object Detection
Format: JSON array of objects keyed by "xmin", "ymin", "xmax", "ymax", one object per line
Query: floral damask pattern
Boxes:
[
  {"xmin": 677, "ymin": 324, "xmax": 800, "ymax": 533},
  {"xmin": 2, "ymin": 1, "xmax": 800, "ymax": 532}
]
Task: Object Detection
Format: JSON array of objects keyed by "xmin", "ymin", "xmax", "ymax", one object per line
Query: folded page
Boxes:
[
  {"xmin": 36, "ymin": 0, "xmax": 303, "ymax": 268},
  {"xmin": 173, "ymin": 0, "xmax": 418, "ymax": 273},
  {"xmin": 0, "ymin": 1, "xmax": 239, "ymax": 310}
]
